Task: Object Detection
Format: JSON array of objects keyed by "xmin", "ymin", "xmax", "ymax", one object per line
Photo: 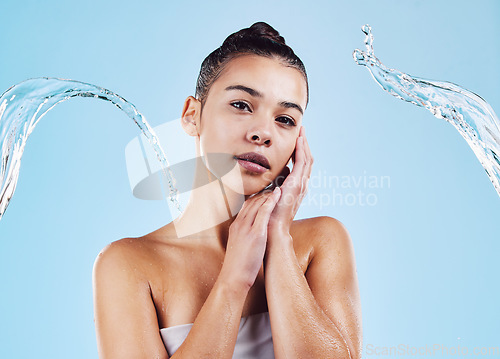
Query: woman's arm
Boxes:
[
  {"xmin": 93, "ymin": 240, "xmax": 248, "ymax": 359},
  {"xmin": 93, "ymin": 189, "xmax": 281, "ymax": 359},
  {"xmin": 174, "ymin": 190, "xmax": 280, "ymax": 359},
  {"xmin": 264, "ymin": 127, "xmax": 361, "ymax": 358},
  {"xmin": 264, "ymin": 216, "xmax": 362, "ymax": 359},
  {"xmin": 93, "ymin": 241, "xmax": 169, "ymax": 359},
  {"xmin": 169, "ymin": 272, "xmax": 249, "ymax": 358}
]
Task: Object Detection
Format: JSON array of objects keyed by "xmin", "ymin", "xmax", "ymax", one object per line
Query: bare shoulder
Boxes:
[
  {"xmin": 94, "ymin": 237, "xmax": 144, "ymax": 267},
  {"xmin": 92, "ymin": 237, "xmax": 146, "ymax": 287},
  {"xmin": 93, "ymin": 224, "xmax": 176, "ymax": 280},
  {"xmin": 93, "ymin": 222, "xmax": 187, "ymax": 296},
  {"xmin": 93, "ymin": 235, "xmax": 170, "ymax": 358},
  {"xmin": 294, "ymin": 217, "xmax": 362, "ymax": 358},
  {"xmin": 291, "ymin": 216, "xmax": 352, "ymax": 251},
  {"xmin": 95, "ymin": 237, "xmax": 138, "ymax": 259},
  {"xmin": 292, "ymin": 215, "xmax": 349, "ymax": 235},
  {"xmin": 289, "ymin": 216, "xmax": 354, "ymax": 271}
]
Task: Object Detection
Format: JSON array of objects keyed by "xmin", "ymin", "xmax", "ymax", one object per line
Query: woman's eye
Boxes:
[
  {"xmin": 276, "ymin": 116, "xmax": 296, "ymax": 126},
  {"xmin": 230, "ymin": 101, "xmax": 251, "ymax": 112},
  {"xmin": 230, "ymin": 103, "xmax": 295, "ymax": 126}
]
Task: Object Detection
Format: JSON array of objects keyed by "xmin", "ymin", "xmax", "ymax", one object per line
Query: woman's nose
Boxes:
[
  {"xmin": 248, "ymin": 132, "xmax": 271, "ymax": 146},
  {"xmin": 246, "ymin": 120, "xmax": 272, "ymax": 146}
]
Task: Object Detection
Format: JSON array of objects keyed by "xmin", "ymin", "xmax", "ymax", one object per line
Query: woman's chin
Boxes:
[
  {"xmin": 216, "ymin": 167, "xmax": 271, "ymax": 196},
  {"xmin": 220, "ymin": 178, "xmax": 272, "ymax": 197}
]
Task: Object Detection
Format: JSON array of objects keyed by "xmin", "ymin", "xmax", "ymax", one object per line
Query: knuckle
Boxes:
[
  {"xmin": 250, "ymin": 225, "xmax": 265, "ymax": 236},
  {"xmin": 247, "ymin": 231, "xmax": 258, "ymax": 241},
  {"xmin": 229, "ymin": 221, "xmax": 241, "ymax": 231},
  {"xmin": 255, "ymin": 229, "xmax": 266, "ymax": 239}
]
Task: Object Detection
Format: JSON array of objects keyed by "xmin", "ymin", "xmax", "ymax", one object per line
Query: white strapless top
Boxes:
[{"xmin": 160, "ymin": 311, "xmax": 274, "ymax": 358}]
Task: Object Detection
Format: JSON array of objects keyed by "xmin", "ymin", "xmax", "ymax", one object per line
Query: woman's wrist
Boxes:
[
  {"xmin": 217, "ymin": 266, "xmax": 254, "ymax": 296},
  {"xmin": 267, "ymin": 227, "xmax": 293, "ymax": 250}
]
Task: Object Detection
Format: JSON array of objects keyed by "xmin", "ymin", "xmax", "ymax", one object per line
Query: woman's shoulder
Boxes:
[
  {"xmin": 290, "ymin": 216, "xmax": 353, "ymax": 261},
  {"xmin": 93, "ymin": 237, "xmax": 148, "ymax": 280},
  {"xmin": 290, "ymin": 216, "xmax": 356, "ymax": 281},
  {"xmin": 291, "ymin": 215, "xmax": 350, "ymax": 241},
  {"xmin": 93, "ymin": 224, "xmax": 178, "ymax": 278},
  {"xmin": 95, "ymin": 236, "xmax": 146, "ymax": 259}
]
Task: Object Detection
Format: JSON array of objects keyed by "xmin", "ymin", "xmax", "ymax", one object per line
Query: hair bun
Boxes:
[
  {"xmin": 245, "ymin": 22, "xmax": 286, "ymax": 45},
  {"xmin": 197, "ymin": 21, "xmax": 308, "ymax": 106}
]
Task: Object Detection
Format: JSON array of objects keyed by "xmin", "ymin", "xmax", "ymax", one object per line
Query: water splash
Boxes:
[
  {"xmin": 0, "ymin": 77, "xmax": 182, "ymax": 221},
  {"xmin": 353, "ymin": 25, "xmax": 500, "ymax": 197}
]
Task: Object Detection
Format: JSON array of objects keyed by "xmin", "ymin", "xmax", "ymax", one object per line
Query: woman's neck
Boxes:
[{"xmin": 172, "ymin": 174, "xmax": 246, "ymax": 248}]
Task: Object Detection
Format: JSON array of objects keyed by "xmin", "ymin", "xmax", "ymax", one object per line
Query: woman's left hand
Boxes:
[{"xmin": 267, "ymin": 126, "xmax": 313, "ymax": 241}]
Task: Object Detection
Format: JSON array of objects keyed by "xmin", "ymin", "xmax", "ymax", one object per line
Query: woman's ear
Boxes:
[{"xmin": 181, "ymin": 96, "xmax": 201, "ymax": 137}]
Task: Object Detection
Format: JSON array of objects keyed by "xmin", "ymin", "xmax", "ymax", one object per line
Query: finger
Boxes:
[
  {"xmin": 240, "ymin": 192, "xmax": 275, "ymax": 231},
  {"xmin": 239, "ymin": 192, "xmax": 273, "ymax": 225},
  {"xmin": 252, "ymin": 187, "xmax": 281, "ymax": 229},
  {"xmin": 236, "ymin": 192, "xmax": 262, "ymax": 218},
  {"xmin": 291, "ymin": 127, "xmax": 303, "ymax": 166},
  {"xmin": 275, "ymin": 127, "xmax": 307, "ymax": 205},
  {"xmin": 285, "ymin": 135, "xmax": 306, "ymax": 192},
  {"xmin": 303, "ymin": 128, "xmax": 313, "ymax": 164},
  {"xmin": 301, "ymin": 127, "xmax": 313, "ymax": 191}
]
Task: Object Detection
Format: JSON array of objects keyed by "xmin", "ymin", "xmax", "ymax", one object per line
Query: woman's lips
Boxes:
[
  {"xmin": 234, "ymin": 152, "xmax": 270, "ymax": 174},
  {"xmin": 236, "ymin": 158, "xmax": 269, "ymax": 174}
]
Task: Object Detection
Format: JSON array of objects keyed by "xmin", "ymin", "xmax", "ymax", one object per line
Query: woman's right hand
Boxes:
[{"xmin": 219, "ymin": 187, "xmax": 282, "ymax": 290}]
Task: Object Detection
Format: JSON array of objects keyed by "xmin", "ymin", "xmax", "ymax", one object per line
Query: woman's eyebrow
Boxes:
[
  {"xmin": 279, "ymin": 101, "xmax": 303, "ymax": 115},
  {"xmin": 225, "ymin": 85, "xmax": 262, "ymax": 97},
  {"xmin": 225, "ymin": 85, "xmax": 303, "ymax": 115}
]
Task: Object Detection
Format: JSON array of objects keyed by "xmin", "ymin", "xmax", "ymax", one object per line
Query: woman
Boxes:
[{"xmin": 93, "ymin": 22, "xmax": 362, "ymax": 358}]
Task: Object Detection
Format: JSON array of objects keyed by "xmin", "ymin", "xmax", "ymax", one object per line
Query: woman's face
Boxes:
[{"xmin": 197, "ymin": 54, "xmax": 308, "ymax": 195}]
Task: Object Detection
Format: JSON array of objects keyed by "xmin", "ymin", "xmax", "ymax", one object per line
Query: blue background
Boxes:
[{"xmin": 1, "ymin": 0, "xmax": 499, "ymax": 357}]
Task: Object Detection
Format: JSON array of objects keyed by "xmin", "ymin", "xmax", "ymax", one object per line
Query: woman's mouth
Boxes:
[{"xmin": 234, "ymin": 152, "xmax": 270, "ymax": 174}]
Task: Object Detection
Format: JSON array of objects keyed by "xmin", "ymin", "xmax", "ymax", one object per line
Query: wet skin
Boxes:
[{"xmin": 93, "ymin": 55, "xmax": 362, "ymax": 359}]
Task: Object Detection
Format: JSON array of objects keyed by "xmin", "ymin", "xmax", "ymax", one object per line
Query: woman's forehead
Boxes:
[{"xmin": 212, "ymin": 55, "xmax": 308, "ymax": 108}]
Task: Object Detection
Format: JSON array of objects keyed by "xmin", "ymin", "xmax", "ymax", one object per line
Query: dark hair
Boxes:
[{"xmin": 195, "ymin": 22, "xmax": 309, "ymax": 108}]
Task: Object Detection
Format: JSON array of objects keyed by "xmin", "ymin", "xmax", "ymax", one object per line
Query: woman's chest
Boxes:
[{"xmin": 145, "ymin": 237, "xmax": 312, "ymax": 330}]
